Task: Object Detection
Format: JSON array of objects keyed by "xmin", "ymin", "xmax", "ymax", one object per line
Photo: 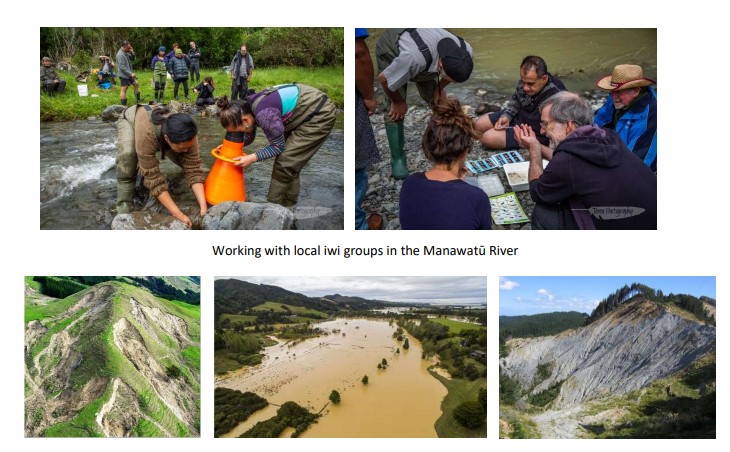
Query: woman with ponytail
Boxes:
[
  {"xmin": 399, "ymin": 98, "xmax": 491, "ymax": 229},
  {"xmin": 216, "ymin": 83, "xmax": 336, "ymax": 207},
  {"xmin": 116, "ymin": 104, "xmax": 207, "ymax": 227}
]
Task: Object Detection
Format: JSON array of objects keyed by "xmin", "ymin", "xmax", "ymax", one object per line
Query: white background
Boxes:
[{"xmin": 3, "ymin": 0, "xmax": 724, "ymax": 449}]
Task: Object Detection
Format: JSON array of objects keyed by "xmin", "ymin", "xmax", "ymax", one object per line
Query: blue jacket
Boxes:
[
  {"xmin": 594, "ymin": 86, "xmax": 657, "ymax": 172},
  {"xmin": 167, "ymin": 55, "xmax": 191, "ymax": 80}
]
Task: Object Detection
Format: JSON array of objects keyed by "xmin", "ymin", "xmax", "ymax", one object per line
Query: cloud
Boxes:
[
  {"xmin": 221, "ymin": 276, "xmax": 487, "ymax": 305},
  {"xmin": 500, "ymin": 277, "xmax": 519, "ymax": 290},
  {"xmin": 537, "ymin": 289, "xmax": 555, "ymax": 301}
]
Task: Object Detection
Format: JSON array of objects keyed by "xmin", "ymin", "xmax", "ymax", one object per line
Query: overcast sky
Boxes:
[
  {"xmin": 500, "ymin": 276, "xmax": 716, "ymax": 316},
  {"xmin": 218, "ymin": 276, "xmax": 487, "ymax": 305}
]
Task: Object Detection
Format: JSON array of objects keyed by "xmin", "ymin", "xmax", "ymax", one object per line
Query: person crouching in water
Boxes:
[
  {"xmin": 194, "ymin": 76, "xmax": 215, "ymax": 107},
  {"xmin": 216, "ymin": 84, "xmax": 336, "ymax": 207},
  {"xmin": 399, "ymin": 98, "xmax": 491, "ymax": 229},
  {"xmin": 150, "ymin": 46, "xmax": 168, "ymax": 103},
  {"xmin": 116, "ymin": 104, "xmax": 207, "ymax": 228}
]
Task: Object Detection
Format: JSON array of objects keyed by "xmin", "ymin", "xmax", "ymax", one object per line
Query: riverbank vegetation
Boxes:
[
  {"xmin": 40, "ymin": 66, "xmax": 343, "ymax": 121},
  {"xmin": 241, "ymin": 402, "xmax": 319, "ymax": 438},
  {"xmin": 398, "ymin": 317, "xmax": 487, "ymax": 437},
  {"xmin": 214, "ymin": 388, "xmax": 268, "ymax": 437},
  {"xmin": 40, "ymin": 27, "xmax": 344, "ymax": 121}
]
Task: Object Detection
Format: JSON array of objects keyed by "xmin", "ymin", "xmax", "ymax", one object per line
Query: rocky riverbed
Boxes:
[{"xmin": 362, "ymin": 89, "xmax": 608, "ymax": 230}]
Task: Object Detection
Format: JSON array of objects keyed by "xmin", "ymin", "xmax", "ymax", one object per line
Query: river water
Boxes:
[
  {"xmin": 39, "ymin": 113, "xmax": 344, "ymax": 230},
  {"xmin": 217, "ymin": 318, "xmax": 447, "ymax": 438},
  {"xmin": 366, "ymin": 28, "xmax": 657, "ymax": 105}
]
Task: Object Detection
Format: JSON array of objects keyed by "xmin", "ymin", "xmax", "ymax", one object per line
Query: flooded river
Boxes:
[
  {"xmin": 39, "ymin": 113, "xmax": 343, "ymax": 230},
  {"xmin": 217, "ymin": 318, "xmax": 447, "ymax": 437},
  {"xmin": 366, "ymin": 28, "xmax": 657, "ymax": 105}
]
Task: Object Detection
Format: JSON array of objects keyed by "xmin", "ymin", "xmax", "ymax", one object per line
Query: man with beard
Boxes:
[
  {"xmin": 594, "ymin": 64, "xmax": 657, "ymax": 172},
  {"xmin": 515, "ymin": 92, "xmax": 657, "ymax": 230}
]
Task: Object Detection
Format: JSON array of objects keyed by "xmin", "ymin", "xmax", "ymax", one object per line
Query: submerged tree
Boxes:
[
  {"xmin": 382, "ymin": 358, "xmax": 388, "ymax": 367},
  {"xmin": 362, "ymin": 375, "xmax": 369, "ymax": 385},
  {"xmin": 329, "ymin": 390, "xmax": 341, "ymax": 405},
  {"xmin": 403, "ymin": 338, "xmax": 410, "ymax": 350}
]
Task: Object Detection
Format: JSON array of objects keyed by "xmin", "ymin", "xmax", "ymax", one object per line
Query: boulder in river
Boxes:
[
  {"xmin": 111, "ymin": 212, "xmax": 190, "ymax": 230},
  {"xmin": 101, "ymin": 105, "xmax": 127, "ymax": 122},
  {"xmin": 202, "ymin": 201, "xmax": 294, "ymax": 230}
]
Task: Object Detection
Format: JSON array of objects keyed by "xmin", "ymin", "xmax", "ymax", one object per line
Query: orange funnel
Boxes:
[{"xmin": 205, "ymin": 137, "xmax": 247, "ymax": 205}]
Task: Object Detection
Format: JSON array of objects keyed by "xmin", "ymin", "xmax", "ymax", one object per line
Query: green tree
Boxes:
[
  {"xmin": 361, "ymin": 375, "xmax": 369, "ymax": 385},
  {"xmin": 453, "ymin": 401, "xmax": 486, "ymax": 429},
  {"xmin": 478, "ymin": 388, "xmax": 488, "ymax": 412},
  {"xmin": 329, "ymin": 390, "xmax": 341, "ymax": 405}
]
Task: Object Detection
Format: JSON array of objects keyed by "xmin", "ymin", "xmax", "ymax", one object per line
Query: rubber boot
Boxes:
[
  {"xmin": 266, "ymin": 178, "xmax": 291, "ymax": 206},
  {"xmin": 385, "ymin": 122, "xmax": 408, "ymax": 180},
  {"xmin": 116, "ymin": 180, "xmax": 135, "ymax": 214},
  {"xmin": 281, "ymin": 177, "xmax": 301, "ymax": 207},
  {"xmin": 136, "ymin": 92, "xmax": 141, "ymax": 104},
  {"xmin": 121, "ymin": 98, "xmax": 127, "ymax": 106}
]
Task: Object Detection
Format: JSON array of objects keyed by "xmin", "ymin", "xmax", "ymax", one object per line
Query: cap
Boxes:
[{"xmin": 437, "ymin": 38, "xmax": 473, "ymax": 83}]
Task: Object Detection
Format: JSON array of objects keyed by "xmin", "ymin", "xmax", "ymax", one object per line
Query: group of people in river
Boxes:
[
  {"xmin": 110, "ymin": 39, "xmax": 335, "ymax": 227},
  {"xmin": 355, "ymin": 28, "xmax": 657, "ymax": 230}
]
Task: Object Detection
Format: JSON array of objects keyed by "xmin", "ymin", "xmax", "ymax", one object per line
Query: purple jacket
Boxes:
[{"xmin": 529, "ymin": 125, "xmax": 657, "ymax": 229}]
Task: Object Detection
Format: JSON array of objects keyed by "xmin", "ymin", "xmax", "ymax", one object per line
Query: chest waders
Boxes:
[
  {"xmin": 375, "ymin": 29, "xmax": 439, "ymax": 180},
  {"xmin": 153, "ymin": 61, "xmax": 167, "ymax": 103},
  {"xmin": 115, "ymin": 105, "xmax": 187, "ymax": 213},
  {"xmin": 252, "ymin": 84, "xmax": 337, "ymax": 207}
]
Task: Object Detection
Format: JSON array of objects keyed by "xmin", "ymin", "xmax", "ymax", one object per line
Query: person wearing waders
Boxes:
[
  {"xmin": 216, "ymin": 83, "xmax": 336, "ymax": 207},
  {"xmin": 150, "ymin": 47, "xmax": 168, "ymax": 103},
  {"xmin": 115, "ymin": 104, "xmax": 207, "ymax": 228},
  {"xmin": 375, "ymin": 28, "xmax": 474, "ymax": 179}
]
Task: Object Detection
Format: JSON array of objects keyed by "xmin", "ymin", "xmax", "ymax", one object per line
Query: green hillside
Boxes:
[
  {"xmin": 25, "ymin": 279, "xmax": 200, "ymax": 437},
  {"xmin": 251, "ymin": 301, "xmax": 328, "ymax": 319},
  {"xmin": 430, "ymin": 318, "xmax": 483, "ymax": 334}
]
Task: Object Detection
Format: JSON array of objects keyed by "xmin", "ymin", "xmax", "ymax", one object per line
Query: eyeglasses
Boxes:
[{"xmin": 540, "ymin": 119, "xmax": 567, "ymax": 129}]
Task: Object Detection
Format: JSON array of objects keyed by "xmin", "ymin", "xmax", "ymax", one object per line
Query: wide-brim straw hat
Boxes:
[{"xmin": 597, "ymin": 64, "xmax": 656, "ymax": 91}]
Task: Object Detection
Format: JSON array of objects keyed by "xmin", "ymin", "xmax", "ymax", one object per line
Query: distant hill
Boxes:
[
  {"xmin": 500, "ymin": 311, "xmax": 588, "ymax": 339},
  {"xmin": 214, "ymin": 279, "xmax": 403, "ymax": 320},
  {"xmin": 215, "ymin": 279, "xmax": 336, "ymax": 318},
  {"xmin": 321, "ymin": 293, "xmax": 395, "ymax": 310},
  {"xmin": 31, "ymin": 276, "xmax": 200, "ymax": 305}
]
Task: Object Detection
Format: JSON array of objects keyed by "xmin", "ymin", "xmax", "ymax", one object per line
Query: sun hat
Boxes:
[
  {"xmin": 159, "ymin": 46, "xmax": 166, "ymax": 52},
  {"xmin": 597, "ymin": 64, "xmax": 656, "ymax": 91},
  {"xmin": 437, "ymin": 38, "xmax": 473, "ymax": 83},
  {"xmin": 175, "ymin": 48, "xmax": 183, "ymax": 55}
]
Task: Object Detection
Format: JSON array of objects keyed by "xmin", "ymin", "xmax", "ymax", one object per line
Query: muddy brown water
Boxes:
[{"xmin": 217, "ymin": 318, "xmax": 447, "ymax": 438}]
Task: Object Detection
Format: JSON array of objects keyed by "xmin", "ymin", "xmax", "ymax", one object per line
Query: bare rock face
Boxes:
[
  {"xmin": 501, "ymin": 301, "xmax": 716, "ymax": 407},
  {"xmin": 112, "ymin": 318, "xmax": 198, "ymax": 434},
  {"xmin": 203, "ymin": 201, "xmax": 294, "ymax": 230},
  {"xmin": 96, "ymin": 378, "xmax": 143, "ymax": 437},
  {"xmin": 112, "ymin": 212, "xmax": 190, "ymax": 230},
  {"xmin": 25, "ymin": 321, "xmax": 48, "ymax": 352},
  {"xmin": 129, "ymin": 297, "xmax": 191, "ymax": 347}
]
